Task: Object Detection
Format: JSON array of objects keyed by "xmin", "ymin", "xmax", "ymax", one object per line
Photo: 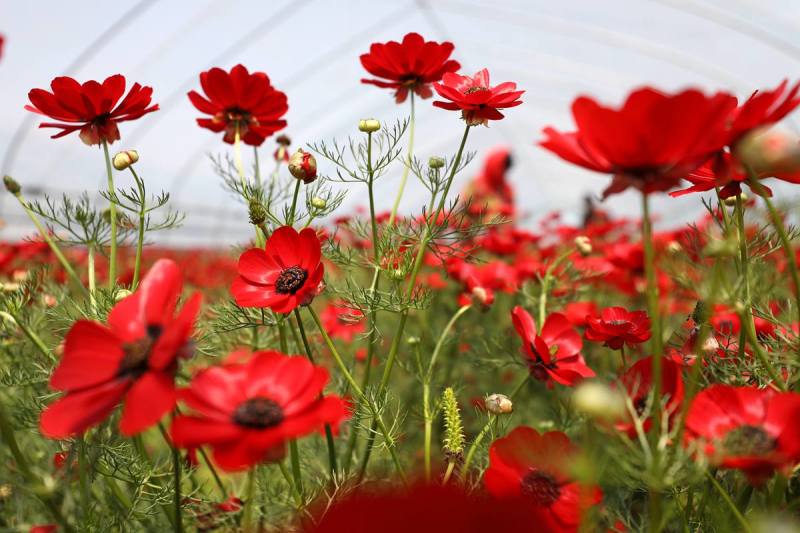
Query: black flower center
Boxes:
[
  {"xmin": 528, "ymin": 343, "xmax": 557, "ymax": 381},
  {"xmin": 118, "ymin": 324, "xmax": 162, "ymax": 378},
  {"xmin": 723, "ymin": 425, "xmax": 776, "ymax": 457},
  {"xmin": 521, "ymin": 470, "xmax": 561, "ymax": 506},
  {"xmin": 232, "ymin": 397, "xmax": 285, "ymax": 428},
  {"xmin": 634, "ymin": 396, "xmax": 648, "ymax": 416},
  {"xmin": 275, "ymin": 265, "xmax": 307, "ymax": 294}
]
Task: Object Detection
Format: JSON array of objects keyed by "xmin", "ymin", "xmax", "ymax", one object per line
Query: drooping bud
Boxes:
[
  {"xmin": 572, "ymin": 381, "xmax": 626, "ymax": 421},
  {"xmin": 112, "ymin": 150, "xmax": 139, "ymax": 171},
  {"xmin": 428, "ymin": 156, "xmax": 445, "ymax": 169},
  {"xmin": 274, "ymin": 134, "xmax": 291, "ymax": 162},
  {"xmin": 470, "ymin": 286, "xmax": 494, "ymax": 309},
  {"xmin": 288, "ymin": 149, "xmax": 317, "ymax": 183},
  {"xmin": 249, "ymin": 200, "xmax": 267, "ymax": 225},
  {"xmin": 276, "ymin": 134, "xmax": 291, "ymax": 146},
  {"xmin": 442, "ymin": 387, "xmax": 465, "ymax": 461},
  {"xmin": 310, "ymin": 197, "xmax": 327, "ymax": 210},
  {"xmin": 484, "ymin": 393, "xmax": 513, "ymax": 415},
  {"xmin": 574, "ymin": 235, "xmax": 592, "ymax": 256},
  {"xmin": 735, "ymin": 128, "xmax": 800, "ymax": 177},
  {"xmin": 358, "ymin": 118, "xmax": 381, "ymax": 133},
  {"xmin": 3, "ymin": 176, "xmax": 20, "ymax": 195}
]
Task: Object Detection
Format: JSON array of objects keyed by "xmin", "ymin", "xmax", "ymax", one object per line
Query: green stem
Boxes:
[
  {"xmin": 388, "ymin": 93, "xmax": 415, "ymax": 225},
  {"xmin": 289, "ymin": 178, "xmax": 302, "ymax": 225},
  {"xmin": 538, "ymin": 250, "xmax": 572, "ymax": 326},
  {"xmin": 705, "ymin": 471, "xmax": 753, "ymax": 532},
  {"xmin": 78, "ymin": 436, "xmax": 90, "ymax": 521},
  {"xmin": 129, "ymin": 167, "xmax": 147, "ymax": 289},
  {"xmin": 197, "ymin": 446, "xmax": 227, "ymax": 497},
  {"xmin": 158, "ymin": 422, "xmax": 183, "ymax": 533},
  {"xmin": 278, "ymin": 461, "xmax": 303, "ymax": 508},
  {"xmin": 242, "ymin": 468, "xmax": 257, "ymax": 532},
  {"xmin": 289, "ymin": 440, "xmax": 304, "ymax": 501},
  {"xmin": 102, "ymin": 141, "xmax": 118, "ymax": 289},
  {"xmin": 1, "ymin": 311, "xmax": 52, "ymax": 361},
  {"xmin": 233, "ymin": 127, "xmax": 248, "ymax": 195},
  {"xmin": 87, "ymin": 244, "xmax": 97, "ymax": 314}
]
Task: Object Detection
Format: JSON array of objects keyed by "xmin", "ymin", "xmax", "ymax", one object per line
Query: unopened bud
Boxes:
[
  {"xmin": 288, "ymin": 149, "xmax": 317, "ymax": 183},
  {"xmin": 485, "ymin": 393, "xmax": 513, "ymax": 414},
  {"xmin": 276, "ymin": 134, "xmax": 291, "ymax": 146},
  {"xmin": 3, "ymin": 176, "xmax": 20, "ymax": 195},
  {"xmin": 572, "ymin": 381, "xmax": 626, "ymax": 421},
  {"xmin": 406, "ymin": 336, "xmax": 420, "ymax": 346},
  {"xmin": 112, "ymin": 150, "xmax": 139, "ymax": 171},
  {"xmin": 390, "ymin": 268, "xmax": 406, "ymax": 281},
  {"xmin": 115, "ymin": 289, "xmax": 132, "ymax": 301},
  {"xmin": 703, "ymin": 236, "xmax": 737, "ymax": 258},
  {"xmin": 470, "ymin": 286, "xmax": 493, "ymax": 308},
  {"xmin": 666, "ymin": 241, "xmax": 682, "ymax": 254},
  {"xmin": 358, "ymin": 118, "xmax": 381, "ymax": 133},
  {"xmin": 733, "ymin": 301, "xmax": 746, "ymax": 314},
  {"xmin": 574, "ymin": 235, "xmax": 592, "ymax": 256},
  {"xmin": 735, "ymin": 128, "xmax": 800, "ymax": 177},
  {"xmin": 249, "ymin": 200, "xmax": 267, "ymax": 225},
  {"xmin": 310, "ymin": 197, "xmax": 327, "ymax": 210},
  {"xmin": 428, "ymin": 156, "xmax": 445, "ymax": 169}
]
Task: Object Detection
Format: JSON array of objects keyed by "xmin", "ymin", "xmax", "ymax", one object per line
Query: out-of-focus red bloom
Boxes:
[
  {"xmin": 564, "ymin": 301, "xmax": 598, "ymax": 328},
  {"xmin": 685, "ymin": 385, "xmax": 800, "ymax": 484},
  {"xmin": 0, "ymin": 35, "xmax": 4, "ymax": 61},
  {"xmin": 615, "ymin": 357, "xmax": 684, "ymax": 437},
  {"xmin": 26, "ymin": 75, "xmax": 159, "ymax": 145},
  {"xmin": 304, "ymin": 482, "xmax": 546, "ymax": 533},
  {"xmin": 171, "ymin": 350, "xmax": 348, "ymax": 471},
  {"xmin": 710, "ymin": 303, "xmax": 777, "ymax": 339},
  {"xmin": 539, "ymin": 87, "xmax": 737, "ymax": 198},
  {"xmin": 321, "ymin": 302, "xmax": 365, "ymax": 342},
  {"xmin": 484, "ymin": 426, "xmax": 602, "ymax": 532},
  {"xmin": 584, "ymin": 307, "xmax": 651, "ymax": 350},
  {"xmin": 511, "ymin": 306, "xmax": 594, "ymax": 387},
  {"xmin": 30, "ymin": 526, "xmax": 57, "ymax": 533},
  {"xmin": 188, "ymin": 64, "xmax": 288, "ymax": 146},
  {"xmin": 461, "ymin": 146, "xmax": 515, "ymax": 220},
  {"xmin": 433, "ymin": 69, "xmax": 524, "ymax": 126},
  {"xmin": 360, "ymin": 32, "xmax": 460, "ymax": 103},
  {"xmin": 40, "ymin": 260, "xmax": 201, "ymax": 438},
  {"xmin": 231, "ymin": 226, "xmax": 324, "ymax": 313}
]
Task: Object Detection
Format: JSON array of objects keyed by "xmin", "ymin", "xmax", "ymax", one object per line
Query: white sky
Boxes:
[{"xmin": 2, "ymin": 0, "xmax": 799, "ymax": 245}]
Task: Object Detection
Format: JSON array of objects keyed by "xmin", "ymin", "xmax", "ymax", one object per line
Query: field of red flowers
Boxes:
[{"xmin": 3, "ymin": 29, "xmax": 800, "ymax": 532}]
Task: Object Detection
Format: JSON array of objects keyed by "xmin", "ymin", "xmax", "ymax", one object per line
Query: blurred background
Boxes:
[{"xmin": 1, "ymin": 0, "xmax": 798, "ymax": 246}]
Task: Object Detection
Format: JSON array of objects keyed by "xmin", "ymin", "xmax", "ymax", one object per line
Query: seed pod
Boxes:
[
  {"xmin": 3, "ymin": 176, "xmax": 20, "ymax": 195},
  {"xmin": 249, "ymin": 200, "xmax": 267, "ymax": 225}
]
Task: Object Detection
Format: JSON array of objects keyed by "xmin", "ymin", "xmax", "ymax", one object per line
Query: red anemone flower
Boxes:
[
  {"xmin": 188, "ymin": 64, "xmax": 288, "ymax": 146},
  {"xmin": 615, "ymin": 357, "xmax": 684, "ymax": 438},
  {"xmin": 433, "ymin": 69, "xmax": 524, "ymax": 126},
  {"xmin": 40, "ymin": 259, "xmax": 201, "ymax": 438},
  {"xmin": 511, "ymin": 306, "xmax": 594, "ymax": 387},
  {"xmin": 484, "ymin": 426, "xmax": 603, "ymax": 532},
  {"xmin": 26, "ymin": 75, "xmax": 159, "ymax": 145},
  {"xmin": 170, "ymin": 350, "xmax": 349, "ymax": 471},
  {"xmin": 321, "ymin": 302, "xmax": 365, "ymax": 342},
  {"xmin": 539, "ymin": 87, "xmax": 737, "ymax": 198},
  {"xmin": 685, "ymin": 385, "xmax": 800, "ymax": 484},
  {"xmin": 231, "ymin": 226, "xmax": 324, "ymax": 313},
  {"xmin": 360, "ymin": 32, "xmax": 460, "ymax": 103},
  {"xmin": 584, "ymin": 307, "xmax": 651, "ymax": 350}
]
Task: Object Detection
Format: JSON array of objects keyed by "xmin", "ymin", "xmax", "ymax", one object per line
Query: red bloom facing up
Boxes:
[
  {"xmin": 188, "ymin": 64, "xmax": 288, "ymax": 146},
  {"xmin": 484, "ymin": 426, "xmax": 602, "ymax": 532},
  {"xmin": 584, "ymin": 307, "xmax": 651, "ymax": 350},
  {"xmin": 685, "ymin": 385, "xmax": 800, "ymax": 484},
  {"xmin": 539, "ymin": 87, "xmax": 737, "ymax": 198},
  {"xmin": 321, "ymin": 302, "xmax": 365, "ymax": 342},
  {"xmin": 433, "ymin": 69, "xmax": 524, "ymax": 126},
  {"xmin": 26, "ymin": 75, "xmax": 159, "ymax": 145},
  {"xmin": 170, "ymin": 350, "xmax": 349, "ymax": 471},
  {"xmin": 511, "ymin": 306, "xmax": 595, "ymax": 387},
  {"xmin": 40, "ymin": 259, "xmax": 201, "ymax": 438},
  {"xmin": 360, "ymin": 32, "xmax": 460, "ymax": 103},
  {"xmin": 231, "ymin": 226, "xmax": 324, "ymax": 313},
  {"xmin": 615, "ymin": 357, "xmax": 684, "ymax": 438}
]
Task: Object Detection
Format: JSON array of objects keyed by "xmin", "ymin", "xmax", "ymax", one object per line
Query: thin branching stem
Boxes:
[{"xmin": 102, "ymin": 141, "xmax": 118, "ymax": 289}]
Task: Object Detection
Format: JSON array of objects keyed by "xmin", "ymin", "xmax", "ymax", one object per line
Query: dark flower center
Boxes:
[
  {"xmin": 521, "ymin": 470, "xmax": 561, "ymax": 506},
  {"xmin": 634, "ymin": 396, "xmax": 648, "ymax": 416},
  {"xmin": 528, "ymin": 342, "xmax": 557, "ymax": 381},
  {"xmin": 608, "ymin": 320, "xmax": 629, "ymax": 326},
  {"xmin": 722, "ymin": 425, "xmax": 776, "ymax": 457},
  {"xmin": 232, "ymin": 397, "xmax": 285, "ymax": 428},
  {"xmin": 275, "ymin": 266, "xmax": 308, "ymax": 294},
  {"xmin": 224, "ymin": 107, "xmax": 252, "ymax": 124},
  {"xmin": 118, "ymin": 324, "xmax": 163, "ymax": 378},
  {"xmin": 465, "ymin": 86, "xmax": 489, "ymax": 95}
]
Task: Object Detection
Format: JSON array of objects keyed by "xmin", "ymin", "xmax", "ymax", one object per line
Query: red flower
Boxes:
[
  {"xmin": 564, "ymin": 301, "xmax": 598, "ymax": 328},
  {"xmin": 685, "ymin": 385, "xmax": 800, "ymax": 484},
  {"xmin": 188, "ymin": 64, "xmax": 288, "ymax": 146},
  {"xmin": 484, "ymin": 426, "xmax": 602, "ymax": 532},
  {"xmin": 321, "ymin": 302, "xmax": 365, "ymax": 342},
  {"xmin": 170, "ymin": 350, "xmax": 348, "ymax": 471},
  {"xmin": 26, "ymin": 75, "xmax": 159, "ymax": 145},
  {"xmin": 433, "ymin": 69, "xmax": 524, "ymax": 126},
  {"xmin": 30, "ymin": 526, "xmax": 57, "ymax": 533},
  {"xmin": 40, "ymin": 259, "xmax": 201, "ymax": 438},
  {"xmin": 511, "ymin": 306, "xmax": 594, "ymax": 386},
  {"xmin": 231, "ymin": 226, "xmax": 324, "ymax": 313},
  {"xmin": 615, "ymin": 357, "xmax": 684, "ymax": 438},
  {"xmin": 584, "ymin": 307, "xmax": 651, "ymax": 350},
  {"xmin": 539, "ymin": 87, "xmax": 737, "ymax": 197},
  {"xmin": 360, "ymin": 32, "xmax": 460, "ymax": 103}
]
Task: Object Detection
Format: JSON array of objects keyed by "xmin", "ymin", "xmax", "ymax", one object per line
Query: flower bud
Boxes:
[
  {"xmin": 735, "ymin": 128, "xmax": 800, "ymax": 177},
  {"xmin": 249, "ymin": 200, "xmax": 267, "ymax": 225},
  {"xmin": 358, "ymin": 118, "xmax": 381, "ymax": 133},
  {"xmin": 390, "ymin": 268, "xmax": 406, "ymax": 281},
  {"xmin": 276, "ymin": 134, "xmax": 291, "ymax": 146},
  {"xmin": 703, "ymin": 236, "xmax": 738, "ymax": 258},
  {"xmin": 574, "ymin": 235, "xmax": 592, "ymax": 256},
  {"xmin": 288, "ymin": 149, "xmax": 317, "ymax": 183},
  {"xmin": 406, "ymin": 336, "xmax": 420, "ymax": 346},
  {"xmin": 428, "ymin": 156, "xmax": 446, "ymax": 169},
  {"xmin": 310, "ymin": 197, "xmax": 327, "ymax": 210},
  {"xmin": 485, "ymin": 393, "xmax": 513, "ymax": 414},
  {"xmin": 470, "ymin": 286, "xmax": 494, "ymax": 308},
  {"xmin": 112, "ymin": 150, "xmax": 139, "ymax": 170},
  {"xmin": 3, "ymin": 176, "xmax": 20, "ymax": 195},
  {"xmin": 115, "ymin": 289, "xmax": 132, "ymax": 301},
  {"xmin": 666, "ymin": 241, "xmax": 682, "ymax": 254},
  {"xmin": 572, "ymin": 381, "xmax": 626, "ymax": 421}
]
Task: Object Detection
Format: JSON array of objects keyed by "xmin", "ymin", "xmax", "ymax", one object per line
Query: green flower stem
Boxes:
[
  {"xmin": 307, "ymin": 306, "xmax": 406, "ymax": 482},
  {"xmin": 87, "ymin": 244, "xmax": 97, "ymax": 314},
  {"xmin": 158, "ymin": 422, "xmax": 182, "ymax": 533},
  {"xmin": 101, "ymin": 141, "xmax": 118, "ymax": 289},
  {"xmin": 388, "ymin": 93, "xmax": 415, "ymax": 226},
  {"xmin": 278, "ymin": 321, "xmax": 305, "ymax": 498},
  {"xmin": 288, "ymin": 178, "xmax": 302, "ymax": 225},
  {"xmin": 742, "ymin": 304, "xmax": 787, "ymax": 390},
  {"xmin": 78, "ymin": 436, "xmax": 90, "ymax": 521},
  {"xmin": 734, "ymin": 193, "xmax": 754, "ymax": 363},
  {"xmin": 197, "ymin": 446, "xmax": 227, "ymax": 497},
  {"xmin": 129, "ymin": 167, "xmax": 147, "ymax": 289},
  {"xmin": 233, "ymin": 127, "xmax": 247, "ymax": 194},
  {"xmin": 705, "ymin": 471, "xmax": 753, "ymax": 533},
  {"xmin": 278, "ymin": 461, "xmax": 303, "ymax": 508},
  {"xmin": 242, "ymin": 468, "xmax": 257, "ymax": 532},
  {"xmin": 0, "ymin": 311, "xmax": 53, "ymax": 361},
  {"xmin": 538, "ymin": 250, "xmax": 573, "ymax": 326},
  {"xmin": 132, "ymin": 435, "xmax": 176, "ymax": 528}
]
